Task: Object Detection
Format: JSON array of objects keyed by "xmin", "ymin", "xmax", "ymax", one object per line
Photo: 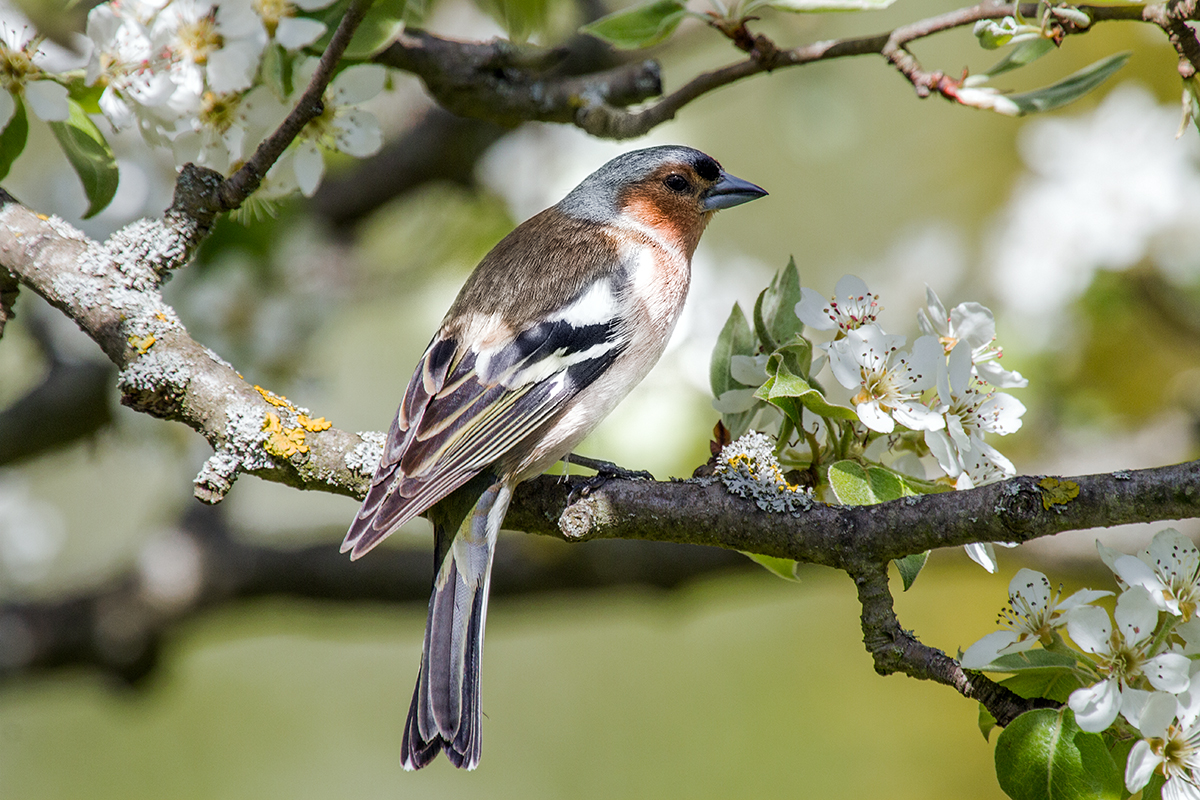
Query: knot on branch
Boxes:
[{"xmin": 992, "ymin": 476, "xmax": 1050, "ymax": 539}]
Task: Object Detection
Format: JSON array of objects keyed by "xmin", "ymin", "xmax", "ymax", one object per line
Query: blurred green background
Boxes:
[{"xmin": 2, "ymin": 0, "xmax": 1200, "ymax": 796}]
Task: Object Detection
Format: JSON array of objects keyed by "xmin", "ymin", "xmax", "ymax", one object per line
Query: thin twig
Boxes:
[{"xmin": 217, "ymin": 0, "xmax": 376, "ymax": 209}]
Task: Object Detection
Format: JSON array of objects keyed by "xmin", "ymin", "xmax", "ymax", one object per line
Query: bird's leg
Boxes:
[{"xmin": 561, "ymin": 453, "xmax": 654, "ymax": 502}]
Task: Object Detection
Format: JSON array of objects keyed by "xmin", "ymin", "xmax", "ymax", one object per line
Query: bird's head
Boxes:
[{"xmin": 557, "ymin": 145, "xmax": 767, "ymax": 259}]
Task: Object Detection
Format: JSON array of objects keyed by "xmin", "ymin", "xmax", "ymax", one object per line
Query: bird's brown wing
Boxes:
[{"xmin": 343, "ymin": 308, "xmax": 626, "ymax": 558}]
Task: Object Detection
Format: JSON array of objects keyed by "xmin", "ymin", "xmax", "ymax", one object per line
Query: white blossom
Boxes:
[
  {"xmin": 961, "ymin": 568, "xmax": 1110, "ymax": 667},
  {"xmin": 253, "ymin": 0, "xmax": 335, "ymax": 50},
  {"xmin": 827, "ymin": 325, "xmax": 944, "ymax": 434},
  {"xmin": 0, "ymin": 19, "xmax": 69, "ymax": 126},
  {"xmin": 796, "ymin": 275, "xmax": 881, "ymax": 333},
  {"xmin": 917, "ymin": 286, "xmax": 1027, "ymax": 388},
  {"xmin": 288, "ymin": 60, "xmax": 385, "ymax": 196},
  {"xmin": 926, "ymin": 341, "xmax": 1025, "ymax": 481},
  {"xmin": 1099, "ymin": 529, "xmax": 1200, "ymax": 621},
  {"xmin": 1067, "ymin": 587, "xmax": 1191, "ymax": 733},
  {"xmin": 1124, "ymin": 691, "xmax": 1200, "ymax": 799}
]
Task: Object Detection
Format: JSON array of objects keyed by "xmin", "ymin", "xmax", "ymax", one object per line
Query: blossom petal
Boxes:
[
  {"xmin": 1115, "ymin": 585, "xmax": 1160, "ymax": 646},
  {"xmin": 855, "ymin": 401, "xmax": 895, "ymax": 434},
  {"xmin": 949, "ymin": 301, "xmax": 997, "ymax": 350},
  {"xmin": 329, "ymin": 64, "xmax": 386, "ymax": 105},
  {"xmin": 1069, "ymin": 678, "xmax": 1121, "ymax": 732},
  {"xmin": 960, "ymin": 630, "xmax": 1019, "ymax": 668},
  {"xmin": 891, "ymin": 400, "xmax": 945, "ymax": 432},
  {"xmin": 796, "ymin": 287, "xmax": 837, "ymax": 330},
  {"xmin": 1127, "ymin": 690, "xmax": 1177, "ymax": 736},
  {"xmin": 1146, "ymin": 653, "xmax": 1192, "ymax": 694},
  {"xmin": 1125, "ymin": 740, "xmax": 1163, "ymax": 792},
  {"xmin": 332, "ymin": 109, "xmax": 382, "ymax": 157},
  {"xmin": 1067, "ymin": 605, "xmax": 1112, "ymax": 655},
  {"xmin": 293, "ymin": 140, "xmax": 325, "ymax": 196},
  {"xmin": 917, "ymin": 285, "xmax": 949, "ymax": 338},
  {"xmin": 964, "ymin": 542, "xmax": 999, "ymax": 573},
  {"xmin": 925, "ymin": 430, "xmax": 963, "ymax": 478},
  {"xmin": 275, "ymin": 17, "xmax": 326, "ymax": 50},
  {"xmin": 24, "ymin": 80, "xmax": 70, "ymax": 121}
]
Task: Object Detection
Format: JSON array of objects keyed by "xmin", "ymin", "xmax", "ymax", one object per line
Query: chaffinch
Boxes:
[{"xmin": 343, "ymin": 145, "xmax": 766, "ymax": 770}]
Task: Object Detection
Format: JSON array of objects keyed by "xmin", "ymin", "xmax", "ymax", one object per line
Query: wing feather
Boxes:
[{"xmin": 343, "ymin": 303, "xmax": 626, "ymax": 558}]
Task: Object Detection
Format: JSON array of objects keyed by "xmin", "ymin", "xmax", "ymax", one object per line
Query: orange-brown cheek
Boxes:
[{"xmin": 624, "ymin": 195, "xmax": 707, "ymax": 258}]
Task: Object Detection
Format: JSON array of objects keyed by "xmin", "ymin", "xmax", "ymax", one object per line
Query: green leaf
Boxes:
[
  {"xmin": 1007, "ymin": 52, "xmax": 1131, "ymax": 115},
  {"xmin": 260, "ymin": 43, "xmax": 290, "ymax": 100},
  {"xmin": 995, "ymin": 709, "xmax": 1122, "ymax": 800},
  {"xmin": 989, "ymin": 650, "xmax": 1080, "ymax": 672},
  {"xmin": 581, "ymin": 0, "xmax": 687, "ymax": 49},
  {"xmin": 0, "ymin": 98, "xmax": 29, "ymax": 182},
  {"xmin": 828, "ymin": 460, "xmax": 875, "ymax": 505},
  {"xmin": 753, "ymin": 258, "xmax": 806, "ymax": 352},
  {"xmin": 756, "ymin": 353, "xmax": 857, "ymax": 425},
  {"xmin": 711, "ymin": 302, "xmax": 755, "ymax": 398},
  {"xmin": 344, "ymin": 0, "xmax": 408, "ymax": 58},
  {"xmin": 979, "ymin": 704, "xmax": 999, "ymax": 741},
  {"xmin": 1000, "ymin": 669, "xmax": 1083, "ymax": 704},
  {"xmin": 894, "ymin": 551, "xmax": 930, "ymax": 591},
  {"xmin": 48, "ymin": 98, "xmax": 119, "ymax": 218},
  {"xmin": 742, "ymin": 552, "xmax": 802, "ymax": 581},
  {"xmin": 751, "ymin": 0, "xmax": 896, "ymax": 12},
  {"xmin": 982, "ymin": 37, "xmax": 1056, "ymax": 79},
  {"xmin": 64, "ymin": 75, "xmax": 105, "ymax": 114}
]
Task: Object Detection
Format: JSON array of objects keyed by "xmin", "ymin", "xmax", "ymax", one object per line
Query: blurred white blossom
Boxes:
[{"xmin": 989, "ymin": 85, "xmax": 1200, "ymax": 326}]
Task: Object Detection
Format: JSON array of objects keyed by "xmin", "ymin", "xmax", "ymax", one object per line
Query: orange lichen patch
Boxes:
[
  {"xmin": 263, "ymin": 412, "xmax": 308, "ymax": 458},
  {"xmin": 128, "ymin": 334, "xmax": 156, "ymax": 354},
  {"xmin": 298, "ymin": 414, "xmax": 331, "ymax": 432},
  {"xmin": 254, "ymin": 384, "xmax": 293, "ymax": 408},
  {"xmin": 1038, "ymin": 477, "xmax": 1079, "ymax": 510}
]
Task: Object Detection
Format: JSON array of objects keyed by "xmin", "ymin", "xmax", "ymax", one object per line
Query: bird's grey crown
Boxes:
[{"xmin": 556, "ymin": 145, "xmax": 720, "ymax": 222}]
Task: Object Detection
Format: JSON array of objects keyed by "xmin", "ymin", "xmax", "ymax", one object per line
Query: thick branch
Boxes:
[{"xmin": 506, "ymin": 462, "xmax": 1200, "ymax": 567}]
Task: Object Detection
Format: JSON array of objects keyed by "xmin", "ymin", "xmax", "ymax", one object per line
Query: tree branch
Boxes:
[
  {"xmin": 850, "ymin": 561, "xmax": 1058, "ymax": 726},
  {"xmin": 0, "ymin": 504, "xmax": 747, "ymax": 685},
  {"xmin": 216, "ymin": 0, "xmax": 376, "ymax": 210}
]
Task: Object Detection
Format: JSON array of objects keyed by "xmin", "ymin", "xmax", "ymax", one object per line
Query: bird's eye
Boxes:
[{"xmin": 663, "ymin": 174, "xmax": 691, "ymax": 193}]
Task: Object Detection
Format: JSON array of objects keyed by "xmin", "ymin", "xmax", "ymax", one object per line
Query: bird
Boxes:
[{"xmin": 342, "ymin": 145, "xmax": 766, "ymax": 771}]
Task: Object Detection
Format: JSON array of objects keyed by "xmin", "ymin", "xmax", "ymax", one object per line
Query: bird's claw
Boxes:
[{"xmin": 562, "ymin": 454, "xmax": 654, "ymax": 503}]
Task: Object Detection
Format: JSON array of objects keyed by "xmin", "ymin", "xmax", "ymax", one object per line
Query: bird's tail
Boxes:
[{"xmin": 402, "ymin": 477, "xmax": 512, "ymax": 771}]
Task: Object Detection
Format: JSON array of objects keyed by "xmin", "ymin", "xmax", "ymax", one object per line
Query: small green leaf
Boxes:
[
  {"xmin": 742, "ymin": 552, "xmax": 802, "ymax": 581},
  {"xmin": 828, "ymin": 460, "xmax": 875, "ymax": 505},
  {"xmin": 770, "ymin": 258, "xmax": 805, "ymax": 347},
  {"xmin": 982, "ymin": 37, "xmax": 1056, "ymax": 78},
  {"xmin": 344, "ymin": 0, "xmax": 408, "ymax": 58},
  {"xmin": 49, "ymin": 98, "xmax": 119, "ymax": 218},
  {"xmin": 261, "ymin": 43, "xmax": 289, "ymax": 100},
  {"xmin": 64, "ymin": 75, "xmax": 105, "ymax": 114},
  {"xmin": 753, "ymin": 258, "xmax": 806, "ymax": 352},
  {"xmin": 1007, "ymin": 52, "xmax": 1131, "ymax": 115},
  {"xmin": 990, "ymin": 650, "xmax": 1080, "ymax": 672},
  {"xmin": 0, "ymin": 98, "xmax": 29, "ymax": 182},
  {"xmin": 1000, "ymin": 669, "xmax": 1083, "ymax": 704},
  {"xmin": 979, "ymin": 704, "xmax": 999, "ymax": 741},
  {"xmin": 581, "ymin": 0, "xmax": 687, "ymax": 49},
  {"xmin": 751, "ymin": 0, "xmax": 896, "ymax": 12},
  {"xmin": 994, "ymin": 708, "xmax": 1122, "ymax": 800},
  {"xmin": 711, "ymin": 302, "xmax": 755, "ymax": 398},
  {"xmin": 894, "ymin": 551, "xmax": 930, "ymax": 591},
  {"xmin": 756, "ymin": 353, "xmax": 857, "ymax": 424}
]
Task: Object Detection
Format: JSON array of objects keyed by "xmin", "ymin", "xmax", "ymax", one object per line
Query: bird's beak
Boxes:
[{"xmin": 702, "ymin": 171, "xmax": 768, "ymax": 211}]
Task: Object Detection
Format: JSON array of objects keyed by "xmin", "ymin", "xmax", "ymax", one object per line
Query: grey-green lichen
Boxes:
[{"xmin": 715, "ymin": 431, "xmax": 813, "ymax": 514}]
